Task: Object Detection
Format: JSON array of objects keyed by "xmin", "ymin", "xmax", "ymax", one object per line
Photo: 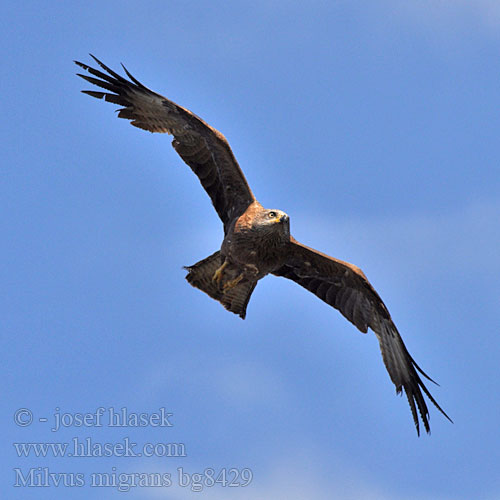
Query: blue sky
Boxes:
[{"xmin": 3, "ymin": 1, "xmax": 500, "ymax": 498}]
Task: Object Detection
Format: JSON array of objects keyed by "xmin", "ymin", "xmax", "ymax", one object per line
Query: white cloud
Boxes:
[
  {"xmin": 209, "ymin": 360, "xmax": 291, "ymax": 408},
  {"xmin": 140, "ymin": 450, "xmax": 392, "ymax": 500},
  {"xmin": 134, "ymin": 352, "xmax": 292, "ymax": 412},
  {"xmin": 385, "ymin": 0, "xmax": 500, "ymax": 32},
  {"xmin": 139, "ymin": 448, "xmax": 461, "ymax": 500},
  {"xmin": 294, "ymin": 198, "xmax": 500, "ymax": 283}
]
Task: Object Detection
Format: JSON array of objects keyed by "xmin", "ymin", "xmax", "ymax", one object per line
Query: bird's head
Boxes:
[{"xmin": 254, "ymin": 208, "xmax": 290, "ymax": 240}]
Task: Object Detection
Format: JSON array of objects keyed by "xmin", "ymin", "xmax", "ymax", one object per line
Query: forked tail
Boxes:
[{"xmin": 184, "ymin": 251, "xmax": 257, "ymax": 319}]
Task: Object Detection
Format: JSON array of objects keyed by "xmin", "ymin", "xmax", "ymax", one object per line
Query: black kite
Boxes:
[{"xmin": 75, "ymin": 55, "xmax": 451, "ymax": 435}]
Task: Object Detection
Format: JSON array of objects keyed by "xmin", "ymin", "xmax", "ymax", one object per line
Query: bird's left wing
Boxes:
[
  {"xmin": 273, "ymin": 237, "xmax": 451, "ymax": 435},
  {"xmin": 75, "ymin": 55, "xmax": 256, "ymax": 231}
]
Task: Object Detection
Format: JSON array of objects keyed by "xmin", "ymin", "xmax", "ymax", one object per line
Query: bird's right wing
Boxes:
[
  {"xmin": 273, "ymin": 237, "xmax": 452, "ymax": 435},
  {"xmin": 75, "ymin": 55, "xmax": 256, "ymax": 231}
]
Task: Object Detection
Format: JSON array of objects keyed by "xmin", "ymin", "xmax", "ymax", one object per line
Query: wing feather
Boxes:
[
  {"xmin": 75, "ymin": 55, "xmax": 256, "ymax": 230},
  {"xmin": 273, "ymin": 237, "xmax": 452, "ymax": 435}
]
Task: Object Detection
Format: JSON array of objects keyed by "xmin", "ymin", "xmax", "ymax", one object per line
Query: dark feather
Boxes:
[
  {"xmin": 273, "ymin": 237, "xmax": 452, "ymax": 435},
  {"xmin": 76, "ymin": 55, "xmax": 451, "ymax": 435},
  {"xmin": 75, "ymin": 56, "xmax": 256, "ymax": 230},
  {"xmin": 184, "ymin": 251, "xmax": 257, "ymax": 319}
]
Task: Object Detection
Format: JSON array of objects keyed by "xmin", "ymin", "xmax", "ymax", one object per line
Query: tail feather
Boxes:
[{"xmin": 184, "ymin": 251, "xmax": 256, "ymax": 319}]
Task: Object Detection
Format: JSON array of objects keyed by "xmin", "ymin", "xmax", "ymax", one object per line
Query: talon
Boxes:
[
  {"xmin": 223, "ymin": 273, "xmax": 244, "ymax": 291},
  {"xmin": 212, "ymin": 260, "xmax": 228, "ymax": 283}
]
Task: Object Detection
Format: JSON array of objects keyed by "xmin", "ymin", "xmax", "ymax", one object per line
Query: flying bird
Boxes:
[{"xmin": 75, "ymin": 55, "xmax": 451, "ymax": 435}]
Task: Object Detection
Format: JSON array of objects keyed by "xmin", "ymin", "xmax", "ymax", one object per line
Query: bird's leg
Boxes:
[
  {"xmin": 222, "ymin": 273, "xmax": 244, "ymax": 291},
  {"xmin": 212, "ymin": 259, "xmax": 228, "ymax": 284},
  {"xmin": 223, "ymin": 263, "xmax": 257, "ymax": 292}
]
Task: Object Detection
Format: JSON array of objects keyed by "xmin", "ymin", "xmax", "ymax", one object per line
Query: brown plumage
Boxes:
[{"xmin": 75, "ymin": 55, "xmax": 451, "ymax": 435}]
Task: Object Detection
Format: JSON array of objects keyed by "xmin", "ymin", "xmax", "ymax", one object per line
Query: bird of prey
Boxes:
[{"xmin": 75, "ymin": 55, "xmax": 451, "ymax": 435}]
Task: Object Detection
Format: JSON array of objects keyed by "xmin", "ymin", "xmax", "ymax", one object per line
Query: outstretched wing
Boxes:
[
  {"xmin": 75, "ymin": 55, "xmax": 256, "ymax": 231},
  {"xmin": 273, "ymin": 237, "xmax": 451, "ymax": 435}
]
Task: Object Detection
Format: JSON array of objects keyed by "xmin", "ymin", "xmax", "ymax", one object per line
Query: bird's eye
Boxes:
[{"xmin": 268, "ymin": 211, "xmax": 277, "ymax": 218}]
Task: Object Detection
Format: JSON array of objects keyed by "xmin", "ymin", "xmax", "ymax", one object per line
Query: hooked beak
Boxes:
[{"xmin": 279, "ymin": 214, "xmax": 289, "ymax": 225}]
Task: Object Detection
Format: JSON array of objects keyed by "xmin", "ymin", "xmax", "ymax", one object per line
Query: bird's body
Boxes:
[
  {"xmin": 222, "ymin": 204, "xmax": 290, "ymax": 281},
  {"xmin": 188, "ymin": 203, "xmax": 291, "ymax": 318},
  {"xmin": 76, "ymin": 55, "xmax": 451, "ymax": 435}
]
